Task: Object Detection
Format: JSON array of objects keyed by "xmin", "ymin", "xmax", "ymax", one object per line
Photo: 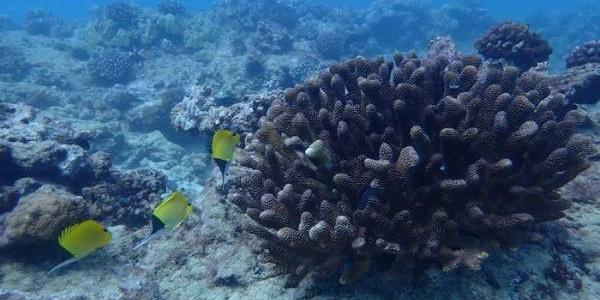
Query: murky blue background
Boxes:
[{"xmin": 1, "ymin": 0, "xmax": 597, "ymax": 21}]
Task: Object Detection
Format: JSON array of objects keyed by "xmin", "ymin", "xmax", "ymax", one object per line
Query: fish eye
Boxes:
[{"xmin": 103, "ymin": 228, "xmax": 108, "ymax": 232}]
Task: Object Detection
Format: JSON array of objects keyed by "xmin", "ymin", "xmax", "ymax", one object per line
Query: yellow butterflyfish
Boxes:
[
  {"xmin": 133, "ymin": 191, "xmax": 193, "ymax": 250},
  {"xmin": 211, "ymin": 129, "xmax": 241, "ymax": 185},
  {"xmin": 47, "ymin": 220, "xmax": 111, "ymax": 274}
]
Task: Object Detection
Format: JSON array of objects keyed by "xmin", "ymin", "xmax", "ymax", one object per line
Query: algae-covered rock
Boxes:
[{"xmin": 0, "ymin": 185, "xmax": 89, "ymax": 250}]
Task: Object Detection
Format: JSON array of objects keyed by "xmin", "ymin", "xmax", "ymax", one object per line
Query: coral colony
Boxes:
[{"xmin": 228, "ymin": 36, "xmax": 596, "ymax": 286}]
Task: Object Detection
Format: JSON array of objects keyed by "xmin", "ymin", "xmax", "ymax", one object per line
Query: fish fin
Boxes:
[
  {"xmin": 132, "ymin": 234, "xmax": 155, "ymax": 250},
  {"xmin": 46, "ymin": 257, "xmax": 81, "ymax": 275},
  {"xmin": 151, "ymin": 214, "xmax": 165, "ymax": 234},
  {"xmin": 133, "ymin": 228, "xmax": 166, "ymax": 250},
  {"xmin": 207, "ymin": 131, "xmax": 214, "ymax": 156},
  {"xmin": 356, "ymin": 186, "xmax": 374, "ymax": 209},
  {"xmin": 214, "ymin": 158, "xmax": 229, "ymax": 185}
]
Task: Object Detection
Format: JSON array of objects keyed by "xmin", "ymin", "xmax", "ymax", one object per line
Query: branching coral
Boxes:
[
  {"xmin": 230, "ymin": 49, "xmax": 596, "ymax": 286},
  {"xmin": 475, "ymin": 22, "xmax": 552, "ymax": 70},
  {"xmin": 565, "ymin": 40, "xmax": 600, "ymax": 68}
]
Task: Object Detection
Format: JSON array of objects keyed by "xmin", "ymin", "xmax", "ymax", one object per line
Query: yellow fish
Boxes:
[
  {"xmin": 211, "ymin": 129, "xmax": 241, "ymax": 185},
  {"xmin": 47, "ymin": 220, "xmax": 111, "ymax": 274},
  {"xmin": 133, "ymin": 191, "xmax": 193, "ymax": 250}
]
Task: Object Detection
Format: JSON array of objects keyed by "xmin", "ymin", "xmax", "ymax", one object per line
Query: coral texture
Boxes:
[
  {"xmin": 170, "ymin": 85, "xmax": 278, "ymax": 134},
  {"xmin": 231, "ymin": 50, "xmax": 596, "ymax": 285},
  {"xmin": 0, "ymin": 46, "xmax": 31, "ymax": 82},
  {"xmin": 88, "ymin": 49, "xmax": 136, "ymax": 85},
  {"xmin": 475, "ymin": 22, "xmax": 552, "ymax": 70},
  {"xmin": 565, "ymin": 40, "xmax": 600, "ymax": 68}
]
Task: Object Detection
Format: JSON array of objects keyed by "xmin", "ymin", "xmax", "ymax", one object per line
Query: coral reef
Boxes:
[
  {"xmin": 548, "ymin": 63, "xmax": 600, "ymax": 104},
  {"xmin": 565, "ymin": 40, "xmax": 600, "ymax": 68},
  {"xmin": 230, "ymin": 49, "xmax": 596, "ymax": 285},
  {"xmin": 157, "ymin": 0, "xmax": 186, "ymax": 16},
  {"xmin": 475, "ymin": 22, "xmax": 552, "ymax": 70},
  {"xmin": 23, "ymin": 8, "xmax": 73, "ymax": 38},
  {"xmin": 0, "ymin": 14, "xmax": 17, "ymax": 31},
  {"xmin": 0, "ymin": 46, "xmax": 31, "ymax": 82},
  {"xmin": 545, "ymin": 40, "xmax": 600, "ymax": 104},
  {"xmin": 0, "ymin": 103, "xmax": 166, "ymax": 257},
  {"xmin": 83, "ymin": 1, "xmax": 186, "ymax": 50},
  {"xmin": 104, "ymin": 2, "xmax": 139, "ymax": 30},
  {"xmin": 1, "ymin": 1, "xmax": 600, "ymax": 298},
  {"xmin": 88, "ymin": 49, "xmax": 137, "ymax": 85},
  {"xmin": 170, "ymin": 85, "xmax": 279, "ymax": 135},
  {"xmin": 527, "ymin": 1, "xmax": 600, "ymax": 69}
]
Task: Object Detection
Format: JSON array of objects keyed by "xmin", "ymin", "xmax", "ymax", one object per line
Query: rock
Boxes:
[
  {"xmin": 548, "ymin": 63, "xmax": 600, "ymax": 104},
  {"xmin": 0, "ymin": 185, "xmax": 89, "ymax": 251},
  {"xmin": 7, "ymin": 141, "xmax": 66, "ymax": 174},
  {"xmin": 119, "ymin": 269, "xmax": 160, "ymax": 300},
  {"xmin": 0, "ymin": 178, "xmax": 42, "ymax": 214},
  {"xmin": 7, "ymin": 141, "xmax": 89, "ymax": 180},
  {"xmin": 0, "ymin": 289, "xmax": 34, "ymax": 300}
]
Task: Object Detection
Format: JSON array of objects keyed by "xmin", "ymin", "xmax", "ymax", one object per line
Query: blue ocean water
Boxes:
[{"xmin": 0, "ymin": 0, "xmax": 596, "ymax": 21}]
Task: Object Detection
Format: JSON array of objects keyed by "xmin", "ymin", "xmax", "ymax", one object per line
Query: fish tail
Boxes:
[
  {"xmin": 133, "ymin": 234, "xmax": 156, "ymax": 250},
  {"xmin": 46, "ymin": 257, "xmax": 80, "ymax": 275}
]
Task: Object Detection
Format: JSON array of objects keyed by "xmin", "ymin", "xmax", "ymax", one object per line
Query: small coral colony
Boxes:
[{"xmin": 4, "ymin": 2, "xmax": 597, "ymax": 288}]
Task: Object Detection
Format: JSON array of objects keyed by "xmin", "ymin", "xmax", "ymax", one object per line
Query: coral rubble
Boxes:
[
  {"xmin": 475, "ymin": 22, "xmax": 552, "ymax": 70},
  {"xmin": 230, "ymin": 48, "xmax": 596, "ymax": 285}
]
